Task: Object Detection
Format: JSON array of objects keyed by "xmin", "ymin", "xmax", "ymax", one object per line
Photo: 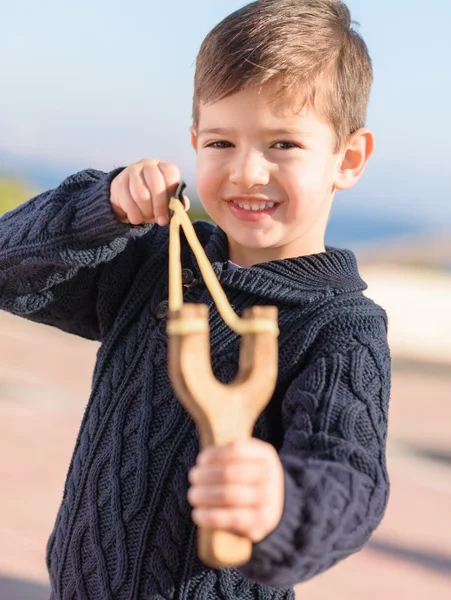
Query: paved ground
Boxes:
[{"xmin": 1, "ymin": 311, "xmax": 450, "ymax": 599}]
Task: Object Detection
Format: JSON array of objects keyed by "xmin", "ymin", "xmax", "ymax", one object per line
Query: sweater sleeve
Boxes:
[
  {"xmin": 239, "ymin": 312, "xmax": 391, "ymax": 589},
  {"xmin": 0, "ymin": 168, "xmax": 154, "ymax": 341}
]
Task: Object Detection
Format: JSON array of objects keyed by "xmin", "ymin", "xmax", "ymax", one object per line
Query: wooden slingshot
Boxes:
[{"xmin": 167, "ymin": 183, "xmax": 280, "ymax": 569}]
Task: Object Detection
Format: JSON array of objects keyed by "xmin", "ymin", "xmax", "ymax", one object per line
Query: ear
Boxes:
[
  {"xmin": 189, "ymin": 125, "xmax": 198, "ymax": 152},
  {"xmin": 334, "ymin": 128, "xmax": 374, "ymax": 191}
]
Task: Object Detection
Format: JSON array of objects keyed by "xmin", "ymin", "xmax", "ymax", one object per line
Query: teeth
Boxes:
[{"xmin": 232, "ymin": 200, "xmax": 275, "ymax": 211}]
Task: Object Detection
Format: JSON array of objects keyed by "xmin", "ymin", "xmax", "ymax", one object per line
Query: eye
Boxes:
[
  {"xmin": 272, "ymin": 141, "xmax": 301, "ymax": 150},
  {"xmin": 205, "ymin": 141, "xmax": 233, "ymax": 149}
]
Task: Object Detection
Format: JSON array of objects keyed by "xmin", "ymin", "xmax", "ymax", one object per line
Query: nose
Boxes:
[{"xmin": 229, "ymin": 150, "xmax": 270, "ymax": 188}]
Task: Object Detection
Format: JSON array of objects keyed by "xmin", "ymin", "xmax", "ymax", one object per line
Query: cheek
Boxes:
[
  {"xmin": 281, "ymin": 165, "xmax": 333, "ymax": 218},
  {"xmin": 196, "ymin": 161, "xmax": 221, "ymax": 195},
  {"xmin": 289, "ymin": 157, "xmax": 335, "ymax": 194}
]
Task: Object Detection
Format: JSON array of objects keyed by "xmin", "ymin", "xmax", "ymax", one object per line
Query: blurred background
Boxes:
[{"xmin": 0, "ymin": 0, "xmax": 450, "ymax": 598}]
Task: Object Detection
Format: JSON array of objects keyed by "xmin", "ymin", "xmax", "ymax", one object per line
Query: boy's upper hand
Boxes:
[
  {"xmin": 188, "ymin": 439, "xmax": 285, "ymax": 543},
  {"xmin": 110, "ymin": 158, "xmax": 190, "ymax": 226}
]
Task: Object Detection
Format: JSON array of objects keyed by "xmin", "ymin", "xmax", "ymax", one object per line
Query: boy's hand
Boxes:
[
  {"xmin": 188, "ymin": 439, "xmax": 285, "ymax": 543},
  {"xmin": 110, "ymin": 158, "xmax": 190, "ymax": 226}
]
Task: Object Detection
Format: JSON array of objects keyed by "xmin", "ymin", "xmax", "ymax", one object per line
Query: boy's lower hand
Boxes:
[
  {"xmin": 188, "ymin": 439, "xmax": 285, "ymax": 543},
  {"xmin": 110, "ymin": 158, "xmax": 190, "ymax": 226}
]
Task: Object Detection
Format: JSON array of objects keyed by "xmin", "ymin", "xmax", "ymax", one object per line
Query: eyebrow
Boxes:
[{"xmin": 197, "ymin": 127, "xmax": 312, "ymax": 137}]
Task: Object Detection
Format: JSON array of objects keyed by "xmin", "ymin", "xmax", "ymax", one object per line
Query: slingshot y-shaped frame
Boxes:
[{"xmin": 166, "ymin": 183, "xmax": 280, "ymax": 570}]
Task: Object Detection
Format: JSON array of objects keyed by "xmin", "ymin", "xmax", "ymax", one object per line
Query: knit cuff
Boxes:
[{"xmin": 238, "ymin": 471, "xmax": 300, "ymax": 587}]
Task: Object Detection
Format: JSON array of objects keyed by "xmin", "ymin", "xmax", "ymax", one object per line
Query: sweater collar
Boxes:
[{"xmin": 192, "ymin": 225, "xmax": 367, "ymax": 306}]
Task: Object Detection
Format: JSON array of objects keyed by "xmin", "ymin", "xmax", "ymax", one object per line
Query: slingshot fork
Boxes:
[{"xmin": 166, "ymin": 183, "xmax": 279, "ymax": 569}]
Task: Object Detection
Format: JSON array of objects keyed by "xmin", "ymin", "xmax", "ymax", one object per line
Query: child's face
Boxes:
[{"xmin": 190, "ymin": 84, "xmax": 344, "ymax": 266}]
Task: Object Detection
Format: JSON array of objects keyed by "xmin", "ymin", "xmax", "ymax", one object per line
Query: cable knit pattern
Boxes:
[{"xmin": 0, "ymin": 170, "xmax": 391, "ymax": 599}]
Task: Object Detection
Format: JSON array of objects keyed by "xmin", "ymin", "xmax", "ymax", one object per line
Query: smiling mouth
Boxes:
[{"xmin": 229, "ymin": 199, "xmax": 277, "ymax": 212}]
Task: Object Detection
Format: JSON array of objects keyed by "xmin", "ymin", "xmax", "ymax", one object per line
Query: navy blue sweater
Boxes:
[{"xmin": 0, "ymin": 169, "xmax": 391, "ymax": 599}]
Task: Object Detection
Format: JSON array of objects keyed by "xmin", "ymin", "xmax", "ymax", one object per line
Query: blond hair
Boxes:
[{"xmin": 193, "ymin": 0, "xmax": 373, "ymax": 151}]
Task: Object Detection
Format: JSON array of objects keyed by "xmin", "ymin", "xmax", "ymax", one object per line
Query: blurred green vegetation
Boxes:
[
  {"xmin": 187, "ymin": 203, "xmax": 212, "ymax": 223},
  {"xmin": 0, "ymin": 176, "xmax": 34, "ymax": 216}
]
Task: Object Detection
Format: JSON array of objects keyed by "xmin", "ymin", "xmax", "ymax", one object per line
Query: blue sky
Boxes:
[{"xmin": 1, "ymin": 0, "xmax": 450, "ymax": 225}]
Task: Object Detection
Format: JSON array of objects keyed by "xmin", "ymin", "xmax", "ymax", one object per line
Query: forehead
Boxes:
[{"xmin": 197, "ymin": 84, "xmax": 331, "ymax": 136}]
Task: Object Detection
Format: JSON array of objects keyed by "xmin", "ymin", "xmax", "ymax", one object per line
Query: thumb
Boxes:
[{"xmin": 182, "ymin": 195, "xmax": 191, "ymax": 211}]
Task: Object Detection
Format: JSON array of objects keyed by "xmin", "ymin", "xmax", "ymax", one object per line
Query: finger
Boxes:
[
  {"xmin": 128, "ymin": 166, "xmax": 153, "ymax": 221},
  {"xmin": 111, "ymin": 202, "xmax": 129, "ymax": 224},
  {"xmin": 110, "ymin": 172, "xmax": 136, "ymax": 223},
  {"xmin": 157, "ymin": 161, "xmax": 182, "ymax": 222},
  {"xmin": 120, "ymin": 177, "xmax": 146, "ymax": 225},
  {"xmin": 198, "ymin": 440, "xmax": 275, "ymax": 465},
  {"xmin": 141, "ymin": 161, "xmax": 169, "ymax": 227},
  {"xmin": 158, "ymin": 161, "xmax": 181, "ymax": 194},
  {"xmin": 189, "ymin": 462, "xmax": 266, "ymax": 486},
  {"xmin": 191, "ymin": 507, "xmax": 261, "ymax": 539},
  {"xmin": 188, "ymin": 484, "xmax": 261, "ymax": 508}
]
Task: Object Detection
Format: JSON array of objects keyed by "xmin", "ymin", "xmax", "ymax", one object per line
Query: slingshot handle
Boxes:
[
  {"xmin": 198, "ymin": 529, "xmax": 252, "ymax": 569},
  {"xmin": 168, "ymin": 304, "xmax": 279, "ymax": 569},
  {"xmin": 196, "ymin": 418, "xmax": 255, "ymax": 569}
]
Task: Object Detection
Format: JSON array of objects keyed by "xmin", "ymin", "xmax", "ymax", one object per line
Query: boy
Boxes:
[{"xmin": 0, "ymin": 1, "xmax": 390, "ymax": 598}]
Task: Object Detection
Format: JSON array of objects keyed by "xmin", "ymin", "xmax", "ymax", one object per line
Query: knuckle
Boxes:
[
  {"xmin": 141, "ymin": 162, "xmax": 161, "ymax": 186},
  {"xmin": 207, "ymin": 511, "xmax": 221, "ymax": 528},
  {"xmin": 128, "ymin": 164, "xmax": 143, "ymax": 178},
  {"xmin": 221, "ymin": 488, "xmax": 234, "ymax": 503},
  {"xmin": 188, "ymin": 468, "xmax": 198, "ymax": 484},
  {"xmin": 187, "ymin": 487, "xmax": 197, "ymax": 505},
  {"xmin": 220, "ymin": 465, "xmax": 235, "ymax": 484},
  {"xmin": 139, "ymin": 157, "xmax": 157, "ymax": 167},
  {"xmin": 135, "ymin": 192, "xmax": 151, "ymax": 206},
  {"xmin": 159, "ymin": 160, "xmax": 179, "ymax": 177},
  {"xmin": 226, "ymin": 442, "xmax": 239, "ymax": 458},
  {"xmin": 221, "ymin": 486, "xmax": 239, "ymax": 504},
  {"xmin": 131, "ymin": 186, "xmax": 149, "ymax": 203},
  {"xmin": 116, "ymin": 168, "xmax": 129, "ymax": 183}
]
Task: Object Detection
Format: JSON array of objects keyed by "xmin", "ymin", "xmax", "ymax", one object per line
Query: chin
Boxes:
[{"xmin": 229, "ymin": 233, "xmax": 280, "ymax": 251}]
